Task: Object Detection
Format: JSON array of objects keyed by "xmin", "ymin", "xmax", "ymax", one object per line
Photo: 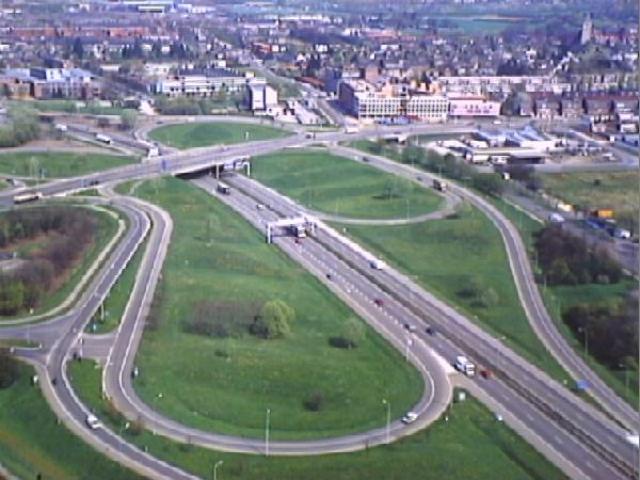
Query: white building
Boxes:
[
  {"xmin": 449, "ymin": 97, "xmax": 501, "ymax": 117},
  {"xmin": 246, "ymin": 80, "xmax": 278, "ymax": 112},
  {"xmin": 154, "ymin": 69, "xmax": 255, "ymax": 97},
  {"xmin": 338, "ymin": 80, "xmax": 448, "ymax": 122}
]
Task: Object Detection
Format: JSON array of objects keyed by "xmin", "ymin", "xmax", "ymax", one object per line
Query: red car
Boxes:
[{"xmin": 480, "ymin": 369, "xmax": 493, "ymax": 379}]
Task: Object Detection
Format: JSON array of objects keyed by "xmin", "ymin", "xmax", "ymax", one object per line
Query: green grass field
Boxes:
[
  {"xmin": 0, "ymin": 363, "xmax": 140, "ymax": 479},
  {"xmin": 251, "ymin": 150, "xmax": 443, "ymax": 219},
  {"xmin": 129, "ymin": 177, "xmax": 423, "ymax": 440},
  {"xmin": 0, "ymin": 205, "xmax": 120, "ymax": 322},
  {"xmin": 70, "ymin": 360, "xmax": 566, "ymax": 480},
  {"xmin": 540, "ymin": 172, "xmax": 639, "ymax": 229},
  {"xmin": 148, "ymin": 122, "xmax": 291, "ymax": 150},
  {"xmin": 0, "ymin": 151, "xmax": 136, "ymax": 178},
  {"xmin": 86, "ymin": 237, "xmax": 147, "ymax": 334},
  {"xmin": 338, "ymin": 203, "xmax": 568, "ymax": 382}
]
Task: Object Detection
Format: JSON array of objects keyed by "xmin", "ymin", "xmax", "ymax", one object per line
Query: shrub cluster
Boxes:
[
  {"xmin": 0, "ymin": 207, "xmax": 96, "ymax": 315},
  {"xmin": 534, "ymin": 226, "xmax": 622, "ymax": 285}
]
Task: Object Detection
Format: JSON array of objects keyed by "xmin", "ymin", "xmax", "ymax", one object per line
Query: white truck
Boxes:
[
  {"xmin": 95, "ymin": 133, "xmax": 112, "ymax": 144},
  {"xmin": 454, "ymin": 355, "xmax": 476, "ymax": 377},
  {"xmin": 370, "ymin": 258, "xmax": 385, "ymax": 270}
]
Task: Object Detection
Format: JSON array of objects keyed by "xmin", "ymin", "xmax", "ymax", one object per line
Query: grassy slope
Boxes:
[
  {"xmin": 252, "ymin": 150, "xmax": 443, "ymax": 220},
  {"xmin": 539, "ymin": 172, "xmax": 639, "ymax": 227},
  {"xmin": 0, "ymin": 364, "xmax": 140, "ymax": 480},
  {"xmin": 70, "ymin": 360, "xmax": 566, "ymax": 480},
  {"xmin": 0, "ymin": 152, "xmax": 136, "ymax": 178},
  {"xmin": 148, "ymin": 122, "xmax": 291, "ymax": 150},
  {"xmin": 0, "ymin": 205, "xmax": 120, "ymax": 321},
  {"xmin": 130, "ymin": 177, "xmax": 422, "ymax": 440},
  {"xmin": 87, "ymin": 237, "xmax": 147, "ymax": 334},
  {"xmin": 339, "ymin": 204, "xmax": 568, "ymax": 381}
]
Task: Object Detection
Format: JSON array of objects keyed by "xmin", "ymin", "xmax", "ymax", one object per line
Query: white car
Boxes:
[
  {"xmin": 85, "ymin": 414, "xmax": 101, "ymax": 430},
  {"xmin": 401, "ymin": 411, "xmax": 418, "ymax": 424}
]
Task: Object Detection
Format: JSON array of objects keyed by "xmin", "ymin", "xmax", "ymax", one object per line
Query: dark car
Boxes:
[
  {"xmin": 326, "ymin": 273, "xmax": 333, "ymax": 280},
  {"xmin": 89, "ymin": 179, "xmax": 100, "ymax": 186},
  {"xmin": 374, "ymin": 298, "xmax": 384, "ymax": 307},
  {"xmin": 425, "ymin": 326, "xmax": 436, "ymax": 336},
  {"xmin": 480, "ymin": 369, "xmax": 493, "ymax": 379}
]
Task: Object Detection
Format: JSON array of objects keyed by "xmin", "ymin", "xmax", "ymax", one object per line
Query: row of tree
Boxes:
[
  {"xmin": 0, "ymin": 207, "xmax": 97, "ymax": 315},
  {"xmin": 154, "ymin": 94, "xmax": 237, "ymax": 116},
  {"xmin": 184, "ymin": 299, "xmax": 296, "ymax": 340},
  {"xmin": 400, "ymin": 145, "xmax": 505, "ymax": 197},
  {"xmin": 534, "ymin": 226, "xmax": 622, "ymax": 285}
]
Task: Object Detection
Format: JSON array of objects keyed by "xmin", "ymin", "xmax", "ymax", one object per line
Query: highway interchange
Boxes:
[{"xmin": 0, "ymin": 118, "xmax": 637, "ymax": 479}]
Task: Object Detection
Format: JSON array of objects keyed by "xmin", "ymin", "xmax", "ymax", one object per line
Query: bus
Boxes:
[
  {"xmin": 13, "ymin": 191, "xmax": 43, "ymax": 204},
  {"xmin": 217, "ymin": 182, "xmax": 231, "ymax": 195}
]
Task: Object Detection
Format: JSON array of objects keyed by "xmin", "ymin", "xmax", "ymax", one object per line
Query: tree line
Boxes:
[
  {"xmin": 533, "ymin": 225, "xmax": 622, "ymax": 285},
  {"xmin": 0, "ymin": 207, "xmax": 97, "ymax": 315},
  {"xmin": 400, "ymin": 145, "xmax": 505, "ymax": 197}
]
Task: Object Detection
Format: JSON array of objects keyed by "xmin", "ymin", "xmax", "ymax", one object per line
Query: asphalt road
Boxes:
[
  {"xmin": 330, "ymin": 143, "xmax": 640, "ymax": 432},
  {"xmin": 99, "ymin": 175, "xmax": 453, "ymax": 456},
  {"xmin": 216, "ymin": 172, "xmax": 638, "ymax": 480},
  {"xmin": 0, "ymin": 119, "xmax": 636, "ymax": 479}
]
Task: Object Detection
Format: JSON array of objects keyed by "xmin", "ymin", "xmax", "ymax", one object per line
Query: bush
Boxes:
[
  {"xmin": 563, "ymin": 298, "xmax": 638, "ymax": 368},
  {"xmin": 328, "ymin": 336, "xmax": 356, "ymax": 349},
  {"xmin": 303, "ymin": 391, "xmax": 325, "ymax": 412},
  {"xmin": 0, "ymin": 350, "xmax": 19, "ymax": 389}
]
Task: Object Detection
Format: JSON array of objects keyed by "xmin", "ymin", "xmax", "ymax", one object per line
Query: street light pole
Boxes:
[
  {"xmin": 265, "ymin": 408, "xmax": 271, "ymax": 456},
  {"xmin": 382, "ymin": 399, "xmax": 390, "ymax": 444},
  {"xmin": 213, "ymin": 460, "xmax": 223, "ymax": 480}
]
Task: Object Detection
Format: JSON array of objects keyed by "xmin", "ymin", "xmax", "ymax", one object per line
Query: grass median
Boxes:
[
  {"xmin": 148, "ymin": 122, "xmax": 291, "ymax": 150},
  {"xmin": 251, "ymin": 149, "xmax": 443, "ymax": 220},
  {"xmin": 0, "ymin": 363, "xmax": 140, "ymax": 479},
  {"xmin": 0, "ymin": 151, "xmax": 136, "ymax": 178},
  {"xmin": 86, "ymin": 236, "xmax": 148, "ymax": 334},
  {"xmin": 70, "ymin": 359, "xmax": 566, "ymax": 480},
  {"xmin": 128, "ymin": 177, "xmax": 423, "ymax": 440}
]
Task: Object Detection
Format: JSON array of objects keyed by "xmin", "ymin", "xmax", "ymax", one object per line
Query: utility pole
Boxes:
[
  {"xmin": 382, "ymin": 399, "xmax": 390, "ymax": 444},
  {"xmin": 265, "ymin": 408, "xmax": 271, "ymax": 456}
]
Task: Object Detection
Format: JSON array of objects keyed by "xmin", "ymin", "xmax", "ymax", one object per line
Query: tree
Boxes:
[
  {"xmin": 401, "ymin": 145, "xmax": 424, "ymax": 165},
  {"xmin": 120, "ymin": 110, "xmax": 138, "ymax": 130},
  {"xmin": 72, "ymin": 37, "xmax": 84, "ymax": 60},
  {"xmin": 250, "ymin": 300, "xmax": 295, "ymax": 339},
  {"xmin": 342, "ymin": 317, "xmax": 365, "ymax": 348},
  {"xmin": 471, "ymin": 174, "xmax": 504, "ymax": 197}
]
